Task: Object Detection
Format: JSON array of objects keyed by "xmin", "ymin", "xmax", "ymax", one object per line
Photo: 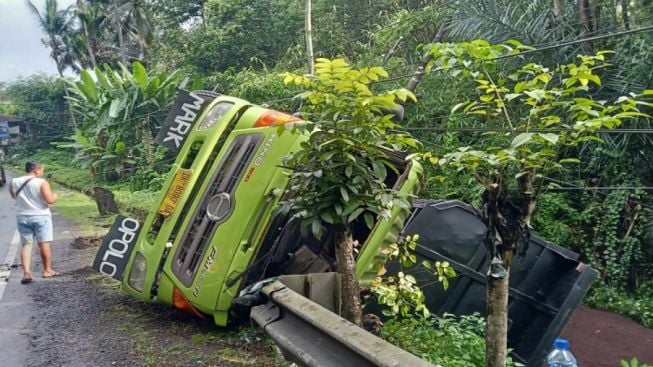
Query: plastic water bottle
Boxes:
[{"xmin": 546, "ymin": 338, "xmax": 578, "ymax": 367}]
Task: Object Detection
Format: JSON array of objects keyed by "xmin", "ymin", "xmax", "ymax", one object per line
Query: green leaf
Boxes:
[
  {"xmin": 364, "ymin": 213, "xmax": 374, "ymax": 229},
  {"xmin": 539, "ymin": 133, "xmax": 559, "ymax": 145},
  {"xmin": 451, "ymin": 102, "xmax": 467, "ymax": 113},
  {"xmin": 320, "ymin": 212, "xmax": 335, "ymax": 224},
  {"xmin": 505, "ymin": 93, "xmax": 521, "ymax": 101},
  {"xmin": 311, "ymin": 220, "xmax": 323, "ymax": 239},
  {"xmin": 132, "ymin": 61, "xmax": 148, "ymax": 88},
  {"xmin": 340, "ymin": 186, "xmax": 349, "ymax": 202},
  {"xmin": 348, "ymin": 207, "xmax": 365, "ymax": 223},
  {"xmin": 109, "ymin": 99, "xmax": 122, "ymax": 118},
  {"xmin": 511, "ymin": 133, "xmax": 534, "ymax": 148},
  {"xmin": 79, "ymin": 70, "xmax": 98, "ymax": 102},
  {"xmin": 559, "ymin": 158, "xmax": 581, "ymax": 164}
]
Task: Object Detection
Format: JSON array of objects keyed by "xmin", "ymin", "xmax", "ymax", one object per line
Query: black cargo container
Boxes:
[{"xmin": 396, "ymin": 199, "xmax": 598, "ymax": 366}]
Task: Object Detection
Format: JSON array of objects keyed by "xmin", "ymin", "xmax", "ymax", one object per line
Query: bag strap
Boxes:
[{"xmin": 14, "ymin": 177, "xmax": 35, "ymax": 198}]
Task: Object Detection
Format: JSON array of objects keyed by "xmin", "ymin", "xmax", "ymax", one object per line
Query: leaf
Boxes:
[
  {"xmin": 364, "ymin": 213, "xmax": 374, "ymax": 229},
  {"xmin": 340, "ymin": 186, "xmax": 349, "ymax": 202},
  {"xmin": 132, "ymin": 61, "xmax": 148, "ymax": 88},
  {"xmin": 320, "ymin": 212, "xmax": 335, "ymax": 224},
  {"xmin": 505, "ymin": 93, "xmax": 521, "ymax": 101},
  {"xmin": 311, "ymin": 219, "xmax": 323, "ymax": 239},
  {"xmin": 451, "ymin": 102, "xmax": 467, "ymax": 113},
  {"xmin": 559, "ymin": 158, "xmax": 581, "ymax": 164},
  {"xmin": 79, "ymin": 70, "xmax": 98, "ymax": 102},
  {"xmin": 109, "ymin": 99, "xmax": 123, "ymax": 118},
  {"xmin": 511, "ymin": 133, "xmax": 534, "ymax": 148},
  {"xmin": 539, "ymin": 133, "xmax": 559, "ymax": 145}
]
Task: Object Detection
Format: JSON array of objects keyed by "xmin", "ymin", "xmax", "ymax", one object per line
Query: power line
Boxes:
[
  {"xmin": 405, "ymin": 127, "xmax": 653, "ymax": 134},
  {"xmin": 497, "ymin": 25, "xmax": 653, "ymax": 60},
  {"xmin": 373, "ymin": 23, "xmax": 653, "ymax": 85}
]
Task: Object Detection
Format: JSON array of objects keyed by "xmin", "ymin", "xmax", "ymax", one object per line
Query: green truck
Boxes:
[{"xmin": 93, "ymin": 91, "xmax": 421, "ymax": 326}]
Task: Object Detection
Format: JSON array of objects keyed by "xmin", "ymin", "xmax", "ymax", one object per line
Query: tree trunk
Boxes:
[
  {"xmin": 304, "ymin": 0, "xmax": 314, "ymax": 75},
  {"xmin": 622, "ymin": 0, "xmax": 630, "ymax": 30},
  {"xmin": 83, "ymin": 24, "xmax": 98, "ymax": 68},
  {"xmin": 553, "ymin": 0, "xmax": 564, "ymax": 19},
  {"xmin": 93, "ymin": 186, "xmax": 120, "ymax": 214},
  {"xmin": 334, "ymin": 228, "xmax": 362, "ymax": 326},
  {"xmin": 578, "ymin": 0, "xmax": 592, "ymax": 51},
  {"xmin": 486, "ymin": 269, "xmax": 510, "ymax": 367},
  {"xmin": 407, "ymin": 19, "xmax": 448, "ymax": 93},
  {"xmin": 113, "ymin": 0, "xmax": 128, "ymax": 65},
  {"xmin": 51, "ymin": 38, "xmax": 78, "ymax": 131},
  {"xmin": 382, "ymin": 36, "xmax": 403, "ymax": 66},
  {"xmin": 77, "ymin": 0, "xmax": 97, "ymax": 68}
]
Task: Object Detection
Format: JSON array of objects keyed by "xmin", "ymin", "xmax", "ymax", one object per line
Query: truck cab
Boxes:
[{"xmin": 93, "ymin": 91, "xmax": 421, "ymax": 325}]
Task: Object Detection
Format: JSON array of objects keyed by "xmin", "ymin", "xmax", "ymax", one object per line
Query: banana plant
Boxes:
[{"xmin": 65, "ymin": 61, "xmax": 185, "ymax": 181}]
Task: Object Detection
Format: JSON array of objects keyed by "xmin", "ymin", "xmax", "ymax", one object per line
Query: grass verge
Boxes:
[{"xmin": 87, "ymin": 273, "xmax": 286, "ymax": 367}]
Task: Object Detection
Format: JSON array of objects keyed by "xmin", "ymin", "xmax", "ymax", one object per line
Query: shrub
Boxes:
[
  {"xmin": 585, "ymin": 282, "xmax": 653, "ymax": 328},
  {"xmin": 380, "ymin": 314, "xmax": 522, "ymax": 367}
]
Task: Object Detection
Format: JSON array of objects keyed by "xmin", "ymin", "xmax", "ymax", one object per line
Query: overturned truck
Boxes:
[{"xmin": 92, "ymin": 91, "xmax": 421, "ymax": 326}]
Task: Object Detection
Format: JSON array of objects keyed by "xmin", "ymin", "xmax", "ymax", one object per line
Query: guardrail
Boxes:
[{"xmin": 248, "ymin": 274, "xmax": 438, "ymax": 367}]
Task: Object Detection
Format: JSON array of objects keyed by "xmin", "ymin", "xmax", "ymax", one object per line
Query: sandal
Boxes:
[
  {"xmin": 43, "ymin": 271, "xmax": 61, "ymax": 278},
  {"xmin": 20, "ymin": 278, "xmax": 33, "ymax": 284}
]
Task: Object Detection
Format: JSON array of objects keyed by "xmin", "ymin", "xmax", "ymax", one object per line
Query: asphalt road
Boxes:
[{"xmin": 0, "ymin": 169, "xmax": 32, "ymax": 366}]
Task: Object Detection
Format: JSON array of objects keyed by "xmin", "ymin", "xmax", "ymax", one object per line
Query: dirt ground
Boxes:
[
  {"xmin": 561, "ymin": 306, "xmax": 653, "ymax": 366},
  {"xmin": 12, "ymin": 227, "xmax": 284, "ymax": 367}
]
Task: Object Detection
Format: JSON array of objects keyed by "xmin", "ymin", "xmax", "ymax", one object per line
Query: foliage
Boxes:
[
  {"xmin": 280, "ymin": 58, "xmax": 417, "ymax": 238},
  {"xmin": 25, "ymin": 0, "xmax": 77, "ymax": 75},
  {"xmin": 621, "ymin": 358, "xmax": 653, "ymax": 367},
  {"xmin": 177, "ymin": 0, "xmax": 303, "ymax": 74},
  {"xmin": 370, "ymin": 234, "xmax": 455, "ymax": 317},
  {"xmin": 0, "ymin": 74, "xmax": 71, "ymax": 152},
  {"xmin": 585, "ymin": 282, "xmax": 653, "ymax": 328},
  {"xmin": 65, "ymin": 61, "xmax": 184, "ymax": 182},
  {"xmin": 206, "ymin": 68, "xmax": 298, "ymax": 111},
  {"xmin": 418, "ymin": 39, "xmax": 650, "ymax": 366},
  {"xmin": 380, "ymin": 314, "xmax": 522, "ymax": 367}
]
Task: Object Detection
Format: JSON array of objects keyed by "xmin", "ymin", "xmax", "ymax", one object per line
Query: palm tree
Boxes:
[
  {"xmin": 25, "ymin": 0, "xmax": 76, "ymax": 77},
  {"xmin": 122, "ymin": 0, "xmax": 153, "ymax": 60},
  {"xmin": 25, "ymin": 0, "xmax": 78, "ymax": 128},
  {"xmin": 75, "ymin": 0, "xmax": 104, "ymax": 68}
]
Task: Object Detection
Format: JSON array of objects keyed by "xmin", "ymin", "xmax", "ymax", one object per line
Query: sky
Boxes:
[{"xmin": 0, "ymin": 0, "xmax": 77, "ymax": 83}]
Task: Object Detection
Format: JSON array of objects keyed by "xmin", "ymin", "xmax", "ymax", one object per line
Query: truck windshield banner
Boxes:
[
  {"xmin": 154, "ymin": 90, "xmax": 213, "ymax": 152},
  {"xmin": 92, "ymin": 215, "xmax": 142, "ymax": 281}
]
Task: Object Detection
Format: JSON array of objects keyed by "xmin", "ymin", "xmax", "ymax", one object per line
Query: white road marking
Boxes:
[{"xmin": 0, "ymin": 230, "xmax": 21, "ymax": 302}]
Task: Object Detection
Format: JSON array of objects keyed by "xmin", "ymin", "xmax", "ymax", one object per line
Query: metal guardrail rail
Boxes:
[{"xmin": 249, "ymin": 274, "xmax": 438, "ymax": 367}]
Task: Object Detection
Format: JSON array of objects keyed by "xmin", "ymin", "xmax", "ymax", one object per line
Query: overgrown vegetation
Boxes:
[
  {"xmin": 380, "ymin": 314, "xmax": 522, "ymax": 367},
  {"xmin": 585, "ymin": 282, "xmax": 653, "ymax": 328}
]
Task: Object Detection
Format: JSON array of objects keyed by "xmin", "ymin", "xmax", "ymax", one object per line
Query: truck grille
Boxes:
[{"xmin": 172, "ymin": 134, "xmax": 263, "ymax": 286}]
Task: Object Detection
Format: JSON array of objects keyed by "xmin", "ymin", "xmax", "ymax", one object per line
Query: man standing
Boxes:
[{"xmin": 9, "ymin": 161, "xmax": 59, "ymax": 283}]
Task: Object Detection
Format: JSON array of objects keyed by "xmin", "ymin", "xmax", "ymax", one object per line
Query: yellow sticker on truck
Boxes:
[{"xmin": 158, "ymin": 168, "xmax": 192, "ymax": 217}]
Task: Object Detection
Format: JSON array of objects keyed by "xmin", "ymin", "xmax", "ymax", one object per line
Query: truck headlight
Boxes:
[
  {"xmin": 128, "ymin": 252, "xmax": 147, "ymax": 292},
  {"xmin": 197, "ymin": 102, "xmax": 233, "ymax": 130}
]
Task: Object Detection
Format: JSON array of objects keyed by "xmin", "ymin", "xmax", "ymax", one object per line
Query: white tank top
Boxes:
[{"xmin": 12, "ymin": 175, "xmax": 51, "ymax": 216}]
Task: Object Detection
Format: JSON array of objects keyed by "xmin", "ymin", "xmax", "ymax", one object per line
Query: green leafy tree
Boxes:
[
  {"xmin": 422, "ymin": 40, "xmax": 650, "ymax": 366},
  {"xmin": 280, "ymin": 58, "xmax": 418, "ymax": 325},
  {"xmin": 1, "ymin": 75, "xmax": 71, "ymax": 152}
]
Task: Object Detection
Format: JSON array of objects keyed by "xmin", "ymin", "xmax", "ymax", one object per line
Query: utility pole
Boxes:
[{"xmin": 305, "ymin": 0, "xmax": 314, "ymax": 75}]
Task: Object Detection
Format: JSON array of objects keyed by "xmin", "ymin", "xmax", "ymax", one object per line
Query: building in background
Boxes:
[{"xmin": 0, "ymin": 115, "xmax": 25, "ymax": 157}]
